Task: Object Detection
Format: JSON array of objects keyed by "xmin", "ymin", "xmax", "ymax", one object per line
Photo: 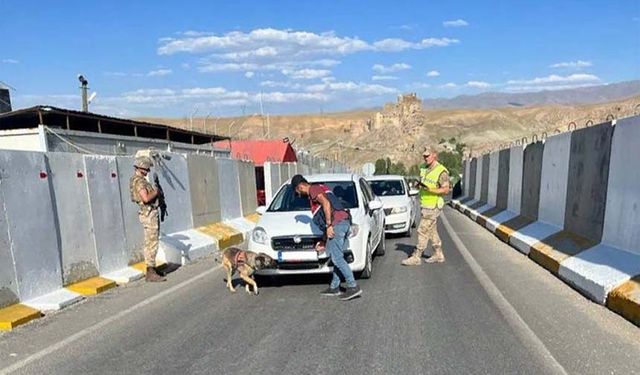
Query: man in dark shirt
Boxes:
[{"xmin": 292, "ymin": 174, "xmax": 362, "ymax": 301}]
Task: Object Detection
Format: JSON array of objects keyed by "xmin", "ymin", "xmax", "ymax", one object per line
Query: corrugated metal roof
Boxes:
[
  {"xmin": 214, "ymin": 139, "xmax": 297, "ymax": 165},
  {"xmin": 0, "ymin": 105, "xmax": 229, "ymax": 144}
]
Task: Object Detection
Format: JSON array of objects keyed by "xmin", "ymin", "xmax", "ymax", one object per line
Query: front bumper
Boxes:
[
  {"xmin": 383, "ymin": 211, "xmax": 411, "ymax": 233},
  {"xmin": 249, "ymin": 235, "xmax": 366, "ymax": 275}
]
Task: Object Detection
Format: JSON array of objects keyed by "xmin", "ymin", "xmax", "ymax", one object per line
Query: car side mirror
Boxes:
[
  {"xmin": 256, "ymin": 206, "xmax": 267, "ymax": 215},
  {"xmin": 368, "ymin": 200, "xmax": 383, "ymax": 211},
  {"xmin": 409, "ymin": 189, "xmax": 420, "ymax": 196}
]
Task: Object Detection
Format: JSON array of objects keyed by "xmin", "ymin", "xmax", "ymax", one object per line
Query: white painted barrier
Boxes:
[
  {"xmin": 469, "ymin": 152, "xmax": 499, "ymax": 220},
  {"xmin": 509, "ymin": 132, "xmax": 571, "ymax": 254},
  {"xmin": 485, "ymin": 146, "xmax": 523, "ymax": 232},
  {"xmin": 460, "ymin": 156, "xmax": 483, "ymax": 211},
  {"xmin": 559, "ymin": 116, "xmax": 640, "ymax": 303}
]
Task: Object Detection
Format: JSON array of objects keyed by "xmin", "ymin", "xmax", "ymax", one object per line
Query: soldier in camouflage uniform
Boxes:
[
  {"xmin": 402, "ymin": 147, "xmax": 451, "ymax": 266},
  {"xmin": 130, "ymin": 156, "xmax": 165, "ymax": 282}
]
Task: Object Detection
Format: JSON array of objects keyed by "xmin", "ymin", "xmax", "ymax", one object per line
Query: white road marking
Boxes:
[
  {"xmin": 441, "ymin": 213, "xmax": 568, "ymax": 375},
  {"xmin": 0, "ymin": 266, "xmax": 222, "ymax": 375}
]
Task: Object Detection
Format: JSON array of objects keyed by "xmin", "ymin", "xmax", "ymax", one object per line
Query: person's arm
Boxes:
[
  {"xmin": 315, "ymin": 193, "xmax": 336, "ymax": 238},
  {"xmin": 138, "ymin": 185, "xmax": 158, "ymax": 204},
  {"xmin": 429, "ymin": 172, "xmax": 450, "ymax": 195}
]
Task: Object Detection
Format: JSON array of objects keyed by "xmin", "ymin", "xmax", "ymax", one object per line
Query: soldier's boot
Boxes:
[
  {"xmin": 154, "ymin": 266, "xmax": 167, "ymax": 277},
  {"xmin": 425, "ymin": 248, "xmax": 445, "ymax": 264},
  {"xmin": 401, "ymin": 249, "xmax": 423, "ymax": 266},
  {"xmin": 146, "ymin": 267, "xmax": 166, "ymax": 282}
]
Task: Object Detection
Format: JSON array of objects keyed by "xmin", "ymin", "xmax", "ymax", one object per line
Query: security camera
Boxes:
[{"xmin": 77, "ymin": 74, "xmax": 88, "ymax": 85}]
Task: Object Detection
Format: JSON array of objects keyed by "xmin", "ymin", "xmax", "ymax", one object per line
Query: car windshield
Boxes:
[
  {"xmin": 268, "ymin": 181, "xmax": 359, "ymax": 212},
  {"xmin": 368, "ymin": 180, "xmax": 406, "ymax": 196}
]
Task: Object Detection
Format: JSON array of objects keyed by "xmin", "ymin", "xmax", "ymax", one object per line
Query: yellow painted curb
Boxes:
[
  {"xmin": 0, "ymin": 304, "xmax": 41, "ymax": 331},
  {"xmin": 198, "ymin": 222, "xmax": 243, "ymax": 249},
  {"xmin": 66, "ymin": 276, "xmax": 117, "ymax": 296},
  {"xmin": 245, "ymin": 213, "xmax": 261, "ymax": 224},
  {"xmin": 607, "ymin": 276, "xmax": 640, "ymax": 326},
  {"xmin": 529, "ymin": 231, "xmax": 596, "ymax": 275},
  {"xmin": 131, "ymin": 261, "xmax": 167, "ymax": 274}
]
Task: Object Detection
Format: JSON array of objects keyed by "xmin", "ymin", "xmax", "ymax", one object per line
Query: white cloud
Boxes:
[
  {"xmin": 372, "ymin": 75, "xmax": 398, "ymax": 81},
  {"xmin": 549, "ymin": 60, "xmax": 593, "ymax": 69},
  {"xmin": 506, "ymin": 73, "xmax": 600, "ymax": 85},
  {"xmin": 504, "ymin": 83, "xmax": 600, "ymax": 92},
  {"xmin": 505, "ymin": 73, "xmax": 601, "ymax": 92},
  {"xmin": 258, "ymin": 92, "xmax": 328, "ymax": 103},
  {"xmin": 147, "ymin": 69, "xmax": 172, "ymax": 77},
  {"xmin": 305, "ymin": 81, "xmax": 398, "ymax": 96},
  {"xmin": 372, "ymin": 37, "xmax": 458, "ymax": 52},
  {"xmin": 282, "ymin": 68, "xmax": 331, "ymax": 80},
  {"xmin": 443, "ymin": 19, "xmax": 469, "ymax": 27},
  {"xmin": 441, "ymin": 83, "xmax": 458, "ymax": 88},
  {"xmin": 245, "ymin": 71, "xmax": 255, "ymax": 78},
  {"xmin": 466, "ymin": 81, "xmax": 491, "ymax": 88},
  {"xmin": 181, "ymin": 63, "xmax": 191, "ymax": 70},
  {"xmin": 372, "ymin": 63, "xmax": 411, "ymax": 73},
  {"xmin": 158, "ymin": 28, "xmax": 458, "ymax": 75},
  {"xmin": 103, "ymin": 71, "xmax": 128, "ymax": 77},
  {"xmin": 2, "ymin": 59, "xmax": 19, "ymax": 64},
  {"xmin": 426, "ymin": 70, "xmax": 440, "ymax": 77}
]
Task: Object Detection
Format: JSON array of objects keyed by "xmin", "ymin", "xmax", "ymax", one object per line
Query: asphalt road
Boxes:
[{"xmin": 1, "ymin": 206, "xmax": 639, "ymax": 374}]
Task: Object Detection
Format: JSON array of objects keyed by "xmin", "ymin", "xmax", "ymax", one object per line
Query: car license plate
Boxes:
[{"xmin": 277, "ymin": 251, "xmax": 318, "ymax": 263}]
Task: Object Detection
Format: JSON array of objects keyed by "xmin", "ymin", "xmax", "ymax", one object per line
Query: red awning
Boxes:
[{"xmin": 213, "ymin": 139, "xmax": 297, "ymax": 166}]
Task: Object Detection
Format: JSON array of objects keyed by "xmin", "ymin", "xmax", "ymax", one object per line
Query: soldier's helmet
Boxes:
[{"xmin": 134, "ymin": 156, "xmax": 153, "ymax": 170}]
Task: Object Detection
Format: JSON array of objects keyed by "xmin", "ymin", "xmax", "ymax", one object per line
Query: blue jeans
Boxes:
[{"xmin": 327, "ymin": 221, "xmax": 357, "ymax": 289}]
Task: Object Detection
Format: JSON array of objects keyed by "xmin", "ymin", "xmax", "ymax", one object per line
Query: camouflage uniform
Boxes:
[
  {"xmin": 130, "ymin": 162, "xmax": 160, "ymax": 268},
  {"xmin": 417, "ymin": 170, "xmax": 449, "ymax": 254},
  {"xmin": 402, "ymin": 165, "xmax": 450, "ymax": 266}
]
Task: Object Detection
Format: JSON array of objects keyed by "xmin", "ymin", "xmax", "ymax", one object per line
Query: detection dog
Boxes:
[{"xmin": 220, "ymin": 247, "xmax": 277, "ymax": 295}]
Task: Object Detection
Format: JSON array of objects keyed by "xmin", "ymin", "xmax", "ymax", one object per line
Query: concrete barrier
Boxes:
[
  {"xmin": 469, "ymin": 152, "xmax": 499, "ymax": 221},
  {"xmin": 476, "ymin": 149, "xmax": 511, "ymax": 227},
  {"xmin": 152, "ymin": 153, "xmax": 194, "ymax": 234},
  {"xmin": 528, "ymin": 122, "xmax": 614, "ymax": 275},
  {"xmin": 47, "ymin": 153, "xmax": 99, "ymax": 285},
  {"xmin": 459, "ymin": 157, "xmax": 481, "ymax": 213},
  {"xmin": 494, "ymin": 141, "xmax": 543, "ymax": 242},
  {"xmin": 187, "ymin": 155, "xmax": 221, "ymax": 226},
  {"xmin": 558, "ymin": 117, "xmax": 640, "ymax": 308},
  {"xmin": 83, "ymin": 155, "xmax": 140, "ymax": 285},
  {"xmin": 264, "ymin": 162, "xmax": 281, "ymax": 205},
  {"xmin": 238, "ymin": 160, "xmax": 258, "ymax": 216},
  {"xmin": 451, "ymin": 159, "xmax": 470, "ymax": 209},
  {"xmin": 508, "ymin": 132, "xmax": 571, "ymax": 254},
  {"xmin": 485, "ymin": 146, "xmax": 523, "ymax": 232},
  {"xmin": 465, "ymin": 153, "xmax": 490, "ymax": 216},
  {"xmin": 217, "ymin": 158, "xmax": 242, "ymax": 221},
  {"xmin": 0, "ymin": 150, "xmax": 81, "ymax": 311},
  {"xmin": 455, "ymin": 158, "xmax": 476, "ymax": 210}
]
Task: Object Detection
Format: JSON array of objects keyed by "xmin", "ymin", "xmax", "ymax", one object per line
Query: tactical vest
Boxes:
[
  {"xmin": 419, "ymin": 162, "xmax": 448, "ymax": 209},
  {"xmin": 130, "ymin": 175, "xmax": 155, "ymax": 207}
]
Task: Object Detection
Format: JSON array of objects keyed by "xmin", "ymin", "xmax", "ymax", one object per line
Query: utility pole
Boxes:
[{"xmin": 78, "ymin": 75, "xmax": 89, "ymax": 112}]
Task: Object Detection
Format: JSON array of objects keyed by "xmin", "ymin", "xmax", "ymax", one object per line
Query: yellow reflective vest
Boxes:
[{"xmin": 419, "ymin": 162, "xmax": 448, "ymax": 209}]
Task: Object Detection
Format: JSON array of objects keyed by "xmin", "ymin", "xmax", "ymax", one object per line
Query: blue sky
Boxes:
[{"xmin": 1, "ymin": 0, "xmax": 639, "ymax": 117}]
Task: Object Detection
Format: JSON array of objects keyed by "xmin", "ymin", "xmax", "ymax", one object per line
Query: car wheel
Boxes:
[
  {"xmin": 374, "ymin": 230, "xmax": 386, "ymax": 256},
  {"xmin": 359, "ymin": 240, "xmax": 373, "ymax": 279}
]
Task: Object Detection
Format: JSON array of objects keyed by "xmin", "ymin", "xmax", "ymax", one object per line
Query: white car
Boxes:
[
  {"xmin": 250, "ymin": 173, "xmax": 386, "ymax": 279},
  {"xmin": 366, "ymin": 175, "xmax": 419, "ymax": 237}
]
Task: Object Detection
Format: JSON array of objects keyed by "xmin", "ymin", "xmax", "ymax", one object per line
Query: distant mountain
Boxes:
[{"xmin": 422, "ymin": 80, "xmax": 640, "ymax": 109}]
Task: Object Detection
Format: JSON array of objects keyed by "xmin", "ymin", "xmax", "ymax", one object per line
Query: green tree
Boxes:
[
  {"xmin": 407, "ymin": 164, "xmax": 420, "ymax": 177},
  {"xmin": 439, "ymin": 151, "xmax": 462, "ymax": 183},
  {"xmin": 374, "ymin": 159, "xmax": 387, "ymax": 175}
]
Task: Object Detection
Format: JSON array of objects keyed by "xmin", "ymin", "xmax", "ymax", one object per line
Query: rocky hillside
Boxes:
[{"xmin": 138, "ymin": 95, "xmax": 640, "ymax": 170}]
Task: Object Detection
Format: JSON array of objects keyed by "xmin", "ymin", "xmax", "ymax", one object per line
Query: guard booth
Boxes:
[{"xmin": 214, "ymin": 139, "xmax": 297, "ymax": 205}]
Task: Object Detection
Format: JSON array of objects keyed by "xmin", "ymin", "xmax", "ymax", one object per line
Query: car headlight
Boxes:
[
  {"xmin": 349, "ymin": 224, "xmax": 359, "ymax": 238},
  {"xmin": 252, "ymin": 227, "xmax": 268, "ymax": 244},
  {"xmin": 391, "ymin": 206, "xmax": 408, "ymax": 214}
]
